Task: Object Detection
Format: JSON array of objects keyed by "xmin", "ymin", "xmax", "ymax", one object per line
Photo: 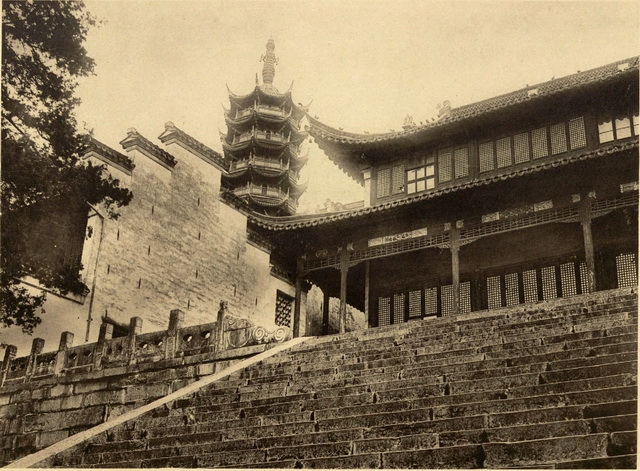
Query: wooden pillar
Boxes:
[
  {"xmin": 450, "ymin": 225, "xmax": 461, "ymax": 315},
  {"xmin": 339, "ymin": 246, "xmax": 350, "ymax": 333},
  {"xmin": 322, "ymin": 289, "xmax": 330, "ymax": 335},
  {"xmin": 579, "ymin": 194, "xmax": 597, "ymax": 293},
  {"xmin": 293, "ymin": 256, "xmax": 303, "ymax": 337},
  {"xmin": 364, "ymin": 260, "xmax": 371, "ymax": 328}
]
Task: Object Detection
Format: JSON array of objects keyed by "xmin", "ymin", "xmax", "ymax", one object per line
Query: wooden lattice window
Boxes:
[
  {"xmin": 550, "ymin": 123, "xmax": 568, "ymax": 155},
  {"xmin": 615, "ymin": 117, "xmax": 632, "ymax": 139},
  {"xmin": 378, "ymin": 297, "xmax": 391, "ymax": 326},
  {"xmin": 522, "ymin": 269, "xmax": 538, "ymax": 303},
  {"xmin": 408, "ymin": 290, "xmax": 422, "ymax": 317},
  {"xmin": 479, "ymin": 141, "xmax": 494, "ymax": 173},
  {"xmin": 275, "ymin": 291, "xmax": 294, "ymax": 328},
  {"xmin": 599, "ymin": 115, "xmax": 637, "ymax": 143},
  {"xmin": 391, "ymin": 164, "xmax": 405, "ymax": 195},
  {"xmin": 376, "ymin": 168, "xmax": 391, "ymax": 198},
  {"xmin": 514, "ymin": 132, "xmax": 530, "ymax": 164},
  {"xmin": 407, "ymin": 165, "xmax": 435, "ymax": 194},
  {"xmin": 560, "ymin": 262, "xmax": 577, "ymax": 297},
  {"xmin": 505, "ymin": 272, "xmax": 520, "ymax": 306},
  {"xmin": 541, "ymin": 266, "xmax": 558, "ymax": 300},
  {"xmin": 532, "ymin": 127, "xmax": 549, "ymax": 159},
  {"xmin": 496, "ymin": 137, "xmax": 512, "ymax": 168},
  {"xmin": 424, "ymin": 287, "xmax": 438, "ymax": 315},
  {"xmin": 569, "ymin": 117, "xmax": 586, "ymax": 149},
  {"xmin": 598, "ymin": 119, "xmax": 614, "ymax": 143},
  {"xmin": 579, "ymin": 262, "xmax": 591, "ymax": 294},
  {"xmin": 441, "ymin": 284, "xmax": 453, "ymax": 315},
  {"xmin": 616, "ymin": 253, "xmax": 637, "ymax": 289},
  {"xmin": 393, "ymin": 293, "xmax": 405, "ymax": 323},
  {"xmin": 487, "ymin": 275, "xmax": 502, "ymax": 309},
  {"xmin": 460, "ymin": 281, "xmax": 471, "ymax": 313},
  {"xmin": 454, "ymin": 148, "xmax": 469, "ymax": 178},
  {"xmin": 438, "ymin": 151, "xmax": 452, "ymax": 183}
]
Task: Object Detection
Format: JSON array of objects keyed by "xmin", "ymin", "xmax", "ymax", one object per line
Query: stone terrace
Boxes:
[{"xmin": 26, "ymin": 288, "xmax": 640, "ymax": 468}]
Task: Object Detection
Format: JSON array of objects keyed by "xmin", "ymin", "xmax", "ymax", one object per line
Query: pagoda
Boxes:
[{"xmin": 221, "ymin": 39, "xmax": 309, "ymax": 216}]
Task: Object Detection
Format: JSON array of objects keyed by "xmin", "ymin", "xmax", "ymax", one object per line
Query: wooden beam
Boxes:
[
  {"xmin": 450, "ymin": 224, "xmax": 460, "ymax": 315},
  {"xmin": 579, "ymin": 194, "xmax": 597, "ymax": 293},
  {"xmin": 339, "ymin": 246, "xmax": 350, "ymax": 333},
  {"xmin": 293, "ymin": 256, "xmax": 303, "ymax": 337}
]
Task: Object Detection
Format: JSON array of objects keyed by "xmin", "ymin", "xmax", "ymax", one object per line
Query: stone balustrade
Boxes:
[{"xmin": 0, "ymin": 302, "xmax": 291, "ymax": 388}]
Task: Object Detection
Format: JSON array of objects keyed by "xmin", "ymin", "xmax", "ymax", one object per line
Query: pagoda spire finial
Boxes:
[{"xmin": 260, "ymin": 38, "xmax": 278, "ymax": 85}]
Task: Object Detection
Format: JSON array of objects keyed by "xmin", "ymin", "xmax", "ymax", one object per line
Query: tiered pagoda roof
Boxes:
[{"xmin": 220, "ymin": 39, "xmax": 310, "ymax": 216}]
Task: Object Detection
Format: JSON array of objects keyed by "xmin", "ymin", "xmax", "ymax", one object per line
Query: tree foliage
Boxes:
[{"xmin": 1, "ymin": 1, "xmax": 132, "ymax": 335}]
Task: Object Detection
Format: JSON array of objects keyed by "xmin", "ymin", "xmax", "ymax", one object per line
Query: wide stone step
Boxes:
[
  {"xmin": 239, "ymin": 324, "xmax": 636, "ymax": 385},
  {"xmin": 286, "ymin": 301, "xmax": 635, "ymax": 359},
  {"xmin": 143, "ymin": 340, "xmax": 636, "ymax": 425},
  {"xmin": 278, "ymin": 309, "xmax": 635, "ymax": 366},
  {"xmin": 554, "ymin": 453, "xmax": 637, "ymax": 469},
  {"xmin": 482, "ymin": 433, "xmax": 610, "ymax": 468},
  {"xmin": 93, "ymin": 423, "xmax": 631, "ymax": 469}
]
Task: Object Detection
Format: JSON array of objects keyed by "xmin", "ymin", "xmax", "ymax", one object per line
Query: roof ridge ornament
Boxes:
[
  {"xmin": 260, "ymin": 38, "xmax": 278, "ymax": 85},
  {"xmin": 437, "ymin": 100, "xmax": 452, "ymax": 119}
]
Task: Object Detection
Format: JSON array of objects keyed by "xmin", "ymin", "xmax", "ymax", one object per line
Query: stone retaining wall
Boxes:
[{"xmin": 0, "ymin": 306, "xmax": 291, "ymax": 464}]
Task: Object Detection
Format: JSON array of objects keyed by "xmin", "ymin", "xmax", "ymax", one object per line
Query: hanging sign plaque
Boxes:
[{"xmin": 368, "ymin": 227, "xmax": 429, "ymax": 247}]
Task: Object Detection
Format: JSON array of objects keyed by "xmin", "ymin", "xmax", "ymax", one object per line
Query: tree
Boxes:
[{"xmin": 1, "ymin": 1, "xmax": 132, "ymax": 335}]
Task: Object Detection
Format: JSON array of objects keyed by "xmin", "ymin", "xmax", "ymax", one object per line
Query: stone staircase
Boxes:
[{"xmin": 40, "ymin": 289, "xmax": 637, "ymax": 468}]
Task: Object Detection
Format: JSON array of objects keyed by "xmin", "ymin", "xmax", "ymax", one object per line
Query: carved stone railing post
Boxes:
[
  {"xmin": 54, "ymin": 332, "xmax": 74, "ymax": 376},
  {"xmin": 25, "ymin": 338, "xmax": 45, "ymax": 380},
  {"xmin": 93, "ymin": 322, "xmax": 113, "ymax": 369},
  {"xmin": 0, "ymin": 345, "xmax": 17, "ymax": 387},
  {"xmin": 215, "ymin": 301, "xmax": 228, "ymax": 353},
  {"xmin": 165, "ymin": 309, "xmax": 184, "ymax": 359},
  {"xmin": 127, "ymin": 317, "xmax": 143, "ymax": 365}
]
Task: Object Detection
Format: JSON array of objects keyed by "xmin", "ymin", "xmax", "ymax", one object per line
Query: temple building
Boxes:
[
  {"xmin": 220, "ymin": 39, "xmax": 309, "ymax": 216},
  {"xmin": 249, "ymin": 56, "xmax": 639, "ymax": 334},
  {"xmin": 1, "ymin": 47, "xmax": 637, "ymax": 357}
]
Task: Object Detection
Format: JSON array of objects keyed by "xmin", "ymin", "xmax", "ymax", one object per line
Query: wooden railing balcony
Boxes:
[
  {"xmin": 228, "ymin": 158, "xmax": 287, "ymax": 172},
  {"xmin": 231, "ymin": 130, "xmax": 288, "ymax": 145},
  {"xmin": 234, "ymin": 105, "xmax": 287, "ymax": 119},
  {"xmin": 255, "ymin": 130, "xmax": 287, "ymax": 143},
  {"xmin": 233, "ymin": 184, "xmax": 288, "ymax": 200}
]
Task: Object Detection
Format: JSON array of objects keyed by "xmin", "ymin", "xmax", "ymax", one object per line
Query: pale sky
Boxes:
[{"xmin": 76, "ymin": 0, "xmax": 639, "ymax": 213}]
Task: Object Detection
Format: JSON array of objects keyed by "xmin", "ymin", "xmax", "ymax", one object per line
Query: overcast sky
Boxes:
[{"xmin": 76, "ymin": 0, "xmax": 639, "ymax": 213}]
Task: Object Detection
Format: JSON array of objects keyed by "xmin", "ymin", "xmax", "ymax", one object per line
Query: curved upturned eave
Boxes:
[
  {"xmin": 228, "ymin": 85, "xmax": 293, "ymax": 109},
  {"xmin": 248, "ymin": 139, "xmax": 639, "ymax": 231},
  {"xmin": 247, "ymin": 193, "xmax": 288, "ymax": 208},
  {"xmin": 225, "ymin": 110, "xmax": 293, "ymax": 128},
  {"xmin": 289, "ymin": 153, "xmax": 308, "ymax": 171}
]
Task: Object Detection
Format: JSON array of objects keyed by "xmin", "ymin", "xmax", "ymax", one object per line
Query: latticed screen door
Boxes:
[
  {"xmin": 377, "ymin": 281, "xmax": 471, "ymax": 326},
  {"xmin": 486, "ymin": 259, "xmax": 590, "ymax": 308},
  {"xmin": 616, "ymin": 253, "xmax": 638, "ymax": 288},
  {"xmin": 275, "ymin": 291, "xmax": 294, "ymax": 328}
]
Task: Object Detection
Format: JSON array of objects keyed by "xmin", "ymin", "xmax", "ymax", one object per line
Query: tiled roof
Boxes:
[
  {"xmin": 158, "ymin": 122, "xmax": 227, "ymax": 171},
  {"xmin": 83, "ymin": 137, "xmax": 135, "ymax": 172},
  {"xmin": 308, "ymin": 57, "xmax": 639, "ymax": 146},
  {"xmin": 248, "ymin": 139, "xmax": 638, "ymax": 231},
  {"xmin": 120, "ymin": 128, "xmax": 177, "ymax": 169}
]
